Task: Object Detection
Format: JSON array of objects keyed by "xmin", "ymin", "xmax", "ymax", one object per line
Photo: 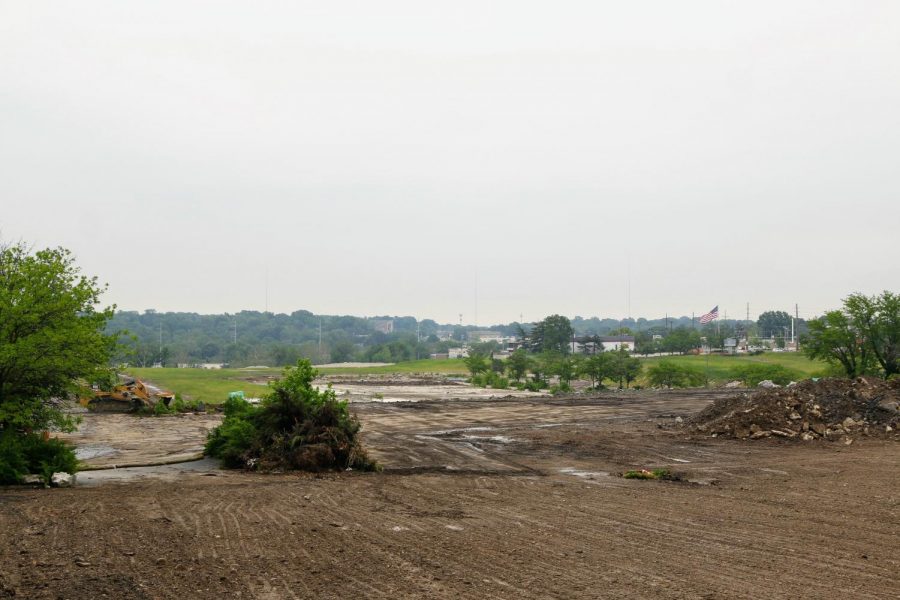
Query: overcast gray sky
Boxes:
[{"xmin": 2, "ymin": 1, "xmax": 898, "ymax": 325}]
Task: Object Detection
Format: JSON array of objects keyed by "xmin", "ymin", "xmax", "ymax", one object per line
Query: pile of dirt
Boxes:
[{"xmin": 692, "ymin": 377, "xmax": 900, "ymax": 442}]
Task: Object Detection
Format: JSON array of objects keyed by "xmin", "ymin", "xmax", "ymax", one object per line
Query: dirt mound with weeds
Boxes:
[{"xmin": 692, "ymin": 377, "xmax": 900, "ymax": 442}]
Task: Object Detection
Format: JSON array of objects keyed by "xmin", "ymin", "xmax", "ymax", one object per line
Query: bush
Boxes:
[
  {"xmin": 523, "ymin": 379, "xmax": 547, "ymax": 392},
  {"xmin": 205, "ymin": 360, "xmax": 378, "ymax": 472},
  {"xmin": 730, "ymin": 363, "xmax": 800, "ymax": 386},
  {"xmin": 647, "ymin": 361, "xmax": 706, "ymax": 388},
  {"xmin": 0, "ymin": 431, "xmax": 78, "ymax": 485},
  {"xmin": 549, "ymin": 382, "xmax": 571, "ymax": 395},
  {"xmin": 470, "ymin": 372, "xmax": 509, "ymax": 389}
]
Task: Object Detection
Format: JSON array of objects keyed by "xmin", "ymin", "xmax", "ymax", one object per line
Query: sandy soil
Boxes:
[
  {"xmin": 55, "ymin": 413, "xmax": 222, "ymax": 469},
  {"xmin": 2, "ymin": 389, "xmax": 898, "ymax": 599}
]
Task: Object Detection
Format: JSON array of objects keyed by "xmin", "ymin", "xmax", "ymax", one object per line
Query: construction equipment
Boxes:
[{"xmin": 81, "ymin": 378, "xmax": 174, "ymax": 412}]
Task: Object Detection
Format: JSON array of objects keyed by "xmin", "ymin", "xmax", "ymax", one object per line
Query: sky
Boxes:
[{"xmin": 2, "ymin": 1, "xmax": 898, "ymax": 325}]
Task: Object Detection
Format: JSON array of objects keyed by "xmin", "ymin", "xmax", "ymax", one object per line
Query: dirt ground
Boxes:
[{"xmin": 2, "ymin": 389, "xmax": 899, "ymax": 599}]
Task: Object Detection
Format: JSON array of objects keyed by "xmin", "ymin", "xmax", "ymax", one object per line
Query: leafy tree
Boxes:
[
  {"xmin": 0, "ymin": 243, "xmax": 117, "ymax": 433},
  {"xmin": 609, "ymin": 349, "xmax": 642, "ymax": 388},
  {"xmin": 634, "ymin": 331, "xmax": 658, "ymax": 355},
  {"xmin": 844, "ymin": 291, "xmax": 899, "ymax": 378},
  {"xmin": 505, "ymin": 349, "xmax": 529, "ymax": 382},
  {"xmin": 579, "ymin": 352, "xmax": 614, "ymax": 388},
  {"xmin": 529, "ymin": 315, "xmax": 574, "ymax": 354},
  {"xmin": 802, "ymin": 310, "xmax": 873, "ymax": 377},
  {"xmin": 757, "ymin": 310, "xmax": 792, "ymax": 338},
  {"xmin": 803, "ymin": 291, "xmax": 899, "ymax": 378},
  {"xmin": 547, "ymin": 353, "xmax": 578, "ymax": 385},
  {"xmin": 661, "ymin": 327, "xmax": 701, "ymax": 355},
  {"xmin": 463, "ymin": 352, "xmax": 490, "ymax": 377},
  {"xmin": 647, "ymin": 360, "xmax": 705, "ymax": 388}
]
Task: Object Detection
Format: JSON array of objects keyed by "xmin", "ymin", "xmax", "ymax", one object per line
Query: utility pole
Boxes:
[
  {"xmin": 232, "ymin": 318, "xmax": 237, "ymax": 345},
  {"xmin": 795, "ymin": 303, "xmax": 800, "ymax": 350},
  {"xmin": 318, "ymin": 319, "xmax": 322, "ymax": 360}
]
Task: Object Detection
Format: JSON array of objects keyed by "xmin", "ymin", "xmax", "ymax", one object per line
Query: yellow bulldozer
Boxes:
[{"xmin": 81, "ymin": 377, "xmax": 175, "ymax": 412}]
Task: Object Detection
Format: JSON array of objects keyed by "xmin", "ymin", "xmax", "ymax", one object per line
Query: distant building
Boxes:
[
  {"xmin": 468, "ymin": 330, "xmax": 504, "ymax": 343},
  {"xmin": 436, "ymin": 329, "xmax": 454, "ymax": 341},
  {"xmin": 371, "ymin": 319, "xmax": 394, "ymax": 334},
  {"xmin": 430, "ymin": 353, "xmax": 449, "ymax": 360},
  {"xmin": 573, "ymin": 335, "xmax": 636, "ymax": 354},
  {"xmin": 448, "ymin": 347, "xmax": 469, "ymax": 359}
]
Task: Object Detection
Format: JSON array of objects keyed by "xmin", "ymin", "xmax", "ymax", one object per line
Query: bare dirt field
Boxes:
[{"xmin": 2, "ymin": 389, "xmax": 899, "ymax": 599}]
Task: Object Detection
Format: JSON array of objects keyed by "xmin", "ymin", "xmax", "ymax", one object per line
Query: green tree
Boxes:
[
  {"xmin": 803, "ymin": 291, "xmax": 899, "ymax": 378},
  {"xmin": 609, "ymin": 349, "xmax": 642, "ymax": 388},
  {"xmin": 579, "ymin": 352, "xmax": 613, "ymax": 388},
  {"xmin": 505, "ymin": 349, "xmax": 529, "ymax": 382},
  {"xmin": 548, "ymin": 353, "xmax": 578, "ymax": 385},
  {"xmin": 647, "ymin": 360, "xmax": 705, "ymax": 388},
  {"xmin": 529, "ymin": 315, "xmax": 574, "ymax": 354},
  {"xmin": 757, "ymin": 310, "xmax": 791, "ymax": 338},
  {"xmin": 844, "ymin": 291, "xmax": 899, "ymax": 378},
  {"xmin": 0, "ymin": 243, "xmax": 117, "ymax": 433},
  {"xmin": 802, "ymin": 310, "xmax": 872, "ymax": 377},
  {"xmin": 463, "ymin": 352, "xmax": 490, "ymax": 377},
  {"xmin": 662, "ymin": 327, "xmax": 701, "ymax": 355}
]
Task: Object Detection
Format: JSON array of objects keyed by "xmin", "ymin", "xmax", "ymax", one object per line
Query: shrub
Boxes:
[
  {"xmin": 730, "ymin": 363, "xmax": 800, "ymax": 386},
  {"xmin": 205, "ymin": 360, "xmax": 378, "ymax": 472},
  {"xmin": 523, "ymin": 379, "xmax": 547, "ymax": 392},
  {"xmin": 471, "ymin": 372, "xmax": 509, "ymax": 389},
  {"xmin": 647, "ymin": 361, "xmax": 706, "ymax": 388},
  {"xmin": 0, "ymin": 431, "xmax": 78, "ymax": 485},
  {"xmin": 549, "ymin": 382, "xmax": 571, "ymax": 395}
]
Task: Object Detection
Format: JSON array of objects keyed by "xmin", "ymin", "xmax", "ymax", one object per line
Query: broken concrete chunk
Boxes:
[{"xmin": 50, "ymin": 472, "xmax": 74, "ymax": 488}]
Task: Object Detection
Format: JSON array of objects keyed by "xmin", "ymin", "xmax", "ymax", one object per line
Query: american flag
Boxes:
[{"xmin": 699, "ymin": 306, "xmax": 719, "ymax": 324}]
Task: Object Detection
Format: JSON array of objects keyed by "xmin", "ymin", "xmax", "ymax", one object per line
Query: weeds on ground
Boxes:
[{"xmin": 622, "ymin": 468, "xmax": 676, "ymax": 481}]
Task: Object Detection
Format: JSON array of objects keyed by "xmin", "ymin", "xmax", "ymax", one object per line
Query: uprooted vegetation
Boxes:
[
  {"xmin": 205, "ymin": 360, "xmax": 378, "ymax": 472},
  {"xmin": 692, "ymin": 377, "xmax": 900, "ymax": 441}
]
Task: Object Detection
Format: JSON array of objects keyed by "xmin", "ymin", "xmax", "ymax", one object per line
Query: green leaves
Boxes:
[{"xmin": 0, "ymin": 243, "xmax": 117, "ymax": 432}]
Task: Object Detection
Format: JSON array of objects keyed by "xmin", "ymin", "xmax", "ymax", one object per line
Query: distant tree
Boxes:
[
  {"xmin": 608, "ymin": 327, "xmax": 633, "ymax": 336},
  {"xmin": 548, "ymin": 353, "xmax": 578, "ymax": 385},
  {"xmin": 505, "ymin": 349, "xmax": 529, "ymax": 382},
  {"xmin": 463, "ymin": 352, "xmax": 490, "ymax": 377},
  {"xmin": 647, "ymin": 360, "xmax": 706, "ymax": 388},
  {"xmin": 609, "ymin": 349, "xmax": 642, "ymax": 388},
  {"xmin": 329, "ymin": 341, "xmax": 356, "ymax": 363},
  {"xmin": 662, "ymin": 327, "xmax": 701, "ymax": 355},
  {"xmin": 579, "ymin": 352, "xmax": 614, "ymax": 388},
  {"xmin": 757, "ymin": 311, "xmax": 792, "ymax": 339},
  {"xmin": 634, "ymin": 331, "xmax": 657, "ymax": 355},
  {"xmin": 530, "ymin": 315, "xmax": 574, "ymax": 354}
]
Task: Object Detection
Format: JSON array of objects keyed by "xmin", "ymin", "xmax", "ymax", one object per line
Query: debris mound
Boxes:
[{"xmin": 693, "ymin": 377, "xmax": 900, "ymax": 441}]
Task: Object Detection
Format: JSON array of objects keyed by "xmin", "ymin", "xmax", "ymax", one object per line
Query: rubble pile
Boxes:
[{"xmin": 693, "ymin": 377, "xmax": 900, "ymax": 442}]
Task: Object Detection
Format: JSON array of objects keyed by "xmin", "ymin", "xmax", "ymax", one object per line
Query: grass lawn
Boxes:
[
  {"xmin": 125, "ymin": 367, "xmax": 279, "ymax": 404},
  {"xmin": 638, "ymin": 352, "xmax": 825, "ymax": 384},
  {"xmin": 125, "ymin": 359, "xmax": 469, "ymax": 403}
]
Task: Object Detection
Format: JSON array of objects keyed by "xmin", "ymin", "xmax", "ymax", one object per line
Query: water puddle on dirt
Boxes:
[
  {"xmin": 461, "ymin": 435, "xmax": 514, "ymax": 444},
  {"xmin": 74, "ymin": 444, "xmax": 117, "ymax": 461},
  {"xmin": 559, "ymin": 467, "xmax": 611, "ymax": 481},
  {"xmin": 76, "ymin": 458, "xmax": 220, "ymax": 486}
]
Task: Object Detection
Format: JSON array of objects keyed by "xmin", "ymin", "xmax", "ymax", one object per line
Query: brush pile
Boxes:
[{"xmin": 693, "ymin": 377, "xmax": 900, "ymax": 442}]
